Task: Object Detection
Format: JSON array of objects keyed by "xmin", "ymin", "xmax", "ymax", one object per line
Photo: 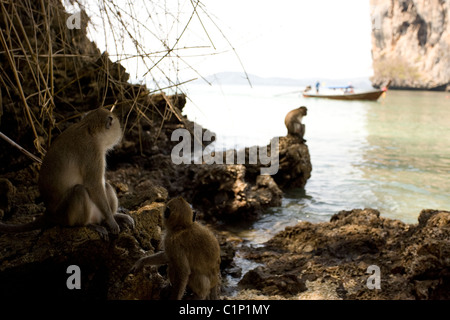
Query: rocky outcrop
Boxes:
[
  {"xmin": 272, "ymin": 135, "xmax": 312, "ymax": 189},
  {"xmin": 370, "ymin": 0, "xmax": 450, "ymax": 90},
  {"xmin": 237, "ymin": 208, "xmax": 450, "ymax": 299},
  {"xmin": 187, "ymin": 164, "xmax": 282, "ymax": 222},
  {"xmin": 108, "ymin": 132, "xmax": 311, "ymax": 223},
  {"xmin": 243, "ymin": 135, "xmax": 312, "ymax": 190},
  {"xmin": 0, "ymin": 116, "xmax": 312, "ymax": 299},
  {"xmin": 0, "ymin": 0, "xmax": 314, "ymax": 300},
  {"xmin": 0, "ymin": 190, "xmax": 166, "ymax": 299},
  {"xmin": 182, "ymin": 134, "xmax": 311, "ymax": 222}
]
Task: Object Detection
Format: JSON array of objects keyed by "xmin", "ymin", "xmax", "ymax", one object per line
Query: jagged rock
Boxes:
[
  {"xmin": 274, "ymin": 135, "xmax": 312, "ymax": 189},
  {"xmin": 239, "ymin": 266, "xmax": 307, "ymax": 297},
  {"xmin": 107, "ymin": 168, "xmax": 169, "ymax": 211},
  {"xmin": 243, "ymin": 135, "xmax": 312, "ymax": 189},
  {"xmin": 215, "ymin": 231, "xmax": 241, "ymax": 271},
  {"xmin": 0, "ymin": 203, "xmax": 165, "ymax": 300},
  {"xmin": 190, "ymin": 164, "xmax": 283, "ymax": 222},
  {"xmin": 239, "ymin": 208, "xmax": 450, "ymax": 299},
  {"xmin": 183, "ymin": 134, "xmax": 311, "ymax": 222},
  {"xmin": 0, "ymin": 0, "xmax": 310, "ymax": 300}
]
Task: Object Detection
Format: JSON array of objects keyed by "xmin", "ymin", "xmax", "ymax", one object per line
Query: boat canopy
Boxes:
[{"xmin": 327, "ymin": 85, "xmax": 354, "ymax": 89}]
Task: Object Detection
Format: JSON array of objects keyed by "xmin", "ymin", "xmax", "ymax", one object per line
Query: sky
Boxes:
[
  {"xmin": 80, "ymin": 0, "xmax": 374, "ymax": 84},
  {"xmin": 183, "ymin": 0, "xmax": 375, "ymax": 80}
]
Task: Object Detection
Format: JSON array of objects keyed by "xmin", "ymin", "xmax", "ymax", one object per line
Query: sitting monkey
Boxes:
[
  {"xmin": 0, "ymin": 108, "xmax": 134, "ymax": 238},
  {"xmin": 285, "ymin": 106, "xmax": 307, "ymax": 142},
  {"xmin": 131, "ymin": 197, "xmax": 221, "ymax": 300}
]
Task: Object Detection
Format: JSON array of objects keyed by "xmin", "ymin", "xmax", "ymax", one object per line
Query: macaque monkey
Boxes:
[
  {"xmin": 0, "ymin": 108, "xmax": 134, "ymax": 238},
  {"xmin": 131, "ymin": 197, "xmax": 221, "ymax": 300},
  {"xmin": 285, "ymin": 106, "xmax": 307, "ymax": 142}
]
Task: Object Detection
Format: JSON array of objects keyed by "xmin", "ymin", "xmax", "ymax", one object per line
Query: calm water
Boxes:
[{"xmin": 183, "ymin": 84, "xmax": 450, "ymax": 243}]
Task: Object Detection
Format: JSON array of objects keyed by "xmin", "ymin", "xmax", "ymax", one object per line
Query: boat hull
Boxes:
[{"xmin": 302, "ymin": 90, "xmax": 384, "ymax": 101}]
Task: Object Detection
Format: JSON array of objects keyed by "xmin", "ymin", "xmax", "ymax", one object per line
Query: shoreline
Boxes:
[
  {"xmin": 1, "ymin": 88, "xmax": 449, "ymax": 299},
  {"xmin": 231, "ymin": 208, "xmax": 450, "ymax": 300},
  {"xmin": 1, "ymin": 132, "xmax": 449, "ymax": 299},
  {"xmin": 1, "ymin": 0, "xmax": 449, "ymax": 300},
  {"xmin": 189, "ymin": 72, "xmax": 450, "ymax": 92}
]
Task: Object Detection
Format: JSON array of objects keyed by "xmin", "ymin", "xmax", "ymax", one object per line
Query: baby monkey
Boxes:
[
  {"xmin": 131, "ymin": 197, "xmax": 221, "ymax": 300},
  {"xmin": 0, "ymin": 108, "xmax": 134, "ymax": 238},
  {"xmin": 285, "ymin": 106, "xmax": 307, "ymax": 142}
]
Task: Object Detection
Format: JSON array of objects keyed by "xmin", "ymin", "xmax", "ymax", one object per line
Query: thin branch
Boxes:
[
  {"xmin": 0, "ymin": 132, "xmax": 42, "ymax": 164},
  {"xmin": 197, "ymin": 2, "xmax": 252, "ymax": 88}
]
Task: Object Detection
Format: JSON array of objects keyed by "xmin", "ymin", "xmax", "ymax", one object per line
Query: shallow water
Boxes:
[{"xmin": 183, "ymin": 83, "xmax": 450, "ymax": 243}]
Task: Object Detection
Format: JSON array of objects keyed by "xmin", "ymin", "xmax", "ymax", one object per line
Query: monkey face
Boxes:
[
  {"xmin": 164, "ymin": 197, "xmax": 194, "ymax": 231},
  {"xmin": 299, "ymin": 106, "xmax": 307, "ymax": 116},
  {"xmin": 85, "ymin": 108, "xmax": 122, "ymax": 149},
  {"xmin": 103, "ymin": 112, "xmax": 122, "ymax": 148}
]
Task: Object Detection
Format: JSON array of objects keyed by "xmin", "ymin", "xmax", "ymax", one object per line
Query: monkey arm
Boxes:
[
  {"xmin": 88, "ymin": 184, "xmax": 120, "ymax": 233},
  {"xmin": 168, "ymin": 255, "xmax": 191, "ymax": 300},
  {"xmin": 86, "ymin": 180, "xmax": 112, "ymax": 215},
  {"xmin": 130, "ymin": 251, "xmax": 169, "ymax": 274},
  {"xmin": 83, "ymin": 162, "xmax": 120, "ymax": 233}
]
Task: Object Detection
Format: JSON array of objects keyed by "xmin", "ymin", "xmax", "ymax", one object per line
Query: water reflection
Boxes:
[
  {"xmin": 184, "ymin": 85, "xmax": 450, "ymax": 242},
  {"xmin": 360, "ymin": 90, "xmax": 450, "ymax": 222}
]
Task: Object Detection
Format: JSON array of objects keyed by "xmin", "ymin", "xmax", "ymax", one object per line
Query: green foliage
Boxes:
[{"xmin": 373, "ymin": 56, "xmax": 422, "ymax": 82}]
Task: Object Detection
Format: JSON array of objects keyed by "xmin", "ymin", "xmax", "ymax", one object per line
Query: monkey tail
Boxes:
[{"xmin": 0, "ymin": 215, "xmax": 46, "ymax": 233}]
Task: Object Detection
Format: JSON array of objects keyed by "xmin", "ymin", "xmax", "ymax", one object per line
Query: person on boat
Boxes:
[
  {"xmin": 382, "ymin": 79, "xmax": 392, "ymax": 92},
  {"xmin": 315, "ymin": 81, "xmax": 320, "ymax": 93}
]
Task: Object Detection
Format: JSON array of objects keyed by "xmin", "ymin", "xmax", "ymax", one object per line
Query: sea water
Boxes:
[{"xmin": 182, "ymin": 83, "xmax": 450, "ymax": 243}]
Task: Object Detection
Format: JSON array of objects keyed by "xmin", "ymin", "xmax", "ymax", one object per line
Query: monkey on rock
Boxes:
[
  {"xmin": 131, "ymin": 197, "xmax": 221, "ymax": 300},
  {"xmin": 0, "ymin": 108, "xmax": 134, "ymax": 238}
]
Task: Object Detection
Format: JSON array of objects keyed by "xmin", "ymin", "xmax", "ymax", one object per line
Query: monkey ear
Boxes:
[{"xmin": 106, "ymin": 116, "xmax": 113, "ymax": 129}]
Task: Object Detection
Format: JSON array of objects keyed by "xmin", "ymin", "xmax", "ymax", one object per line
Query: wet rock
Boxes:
[
  {"xmin": 273, "ymin": 135, "xmax": 312, "ymax": 189},
  {"xmin": 190, "ymin": 164, "xmax": 282, "ymax": 222},
  {"xmin": 239, "ymin": 266, "xmax": 307, "ymax": 297},
  {"xmin": 179, "ymin": 134, "xmax": 311, "ymax": 222},
  {"xmin": 238, "ymin": 208, "xmax": 450, "ymax": 299},
  {"xmin": 243, "ymin": 135, "xmax": 312, "ymax": 189},
  {"xmin": 216, "ymin": 231, "xmax": 238, "ymax": 267}
]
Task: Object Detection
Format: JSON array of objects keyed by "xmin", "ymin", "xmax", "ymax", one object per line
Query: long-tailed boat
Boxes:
[{"xmin": 302, "ymin": 81, "xmax": 391, "ymax": 101}]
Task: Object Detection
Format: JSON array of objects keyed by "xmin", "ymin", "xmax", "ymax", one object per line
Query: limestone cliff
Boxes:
[{"xmin": 370, "ymin": 0, "xmax": 450, "ymax": 90}]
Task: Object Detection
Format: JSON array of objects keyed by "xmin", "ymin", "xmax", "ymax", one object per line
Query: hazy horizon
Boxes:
[
  {"xmin": 76, "ymin": 0, "xmax": 374, "ymax": 87},
  {"xmin": 188, "ymin": 71, "xmax": 374, "ymax": 87}
]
